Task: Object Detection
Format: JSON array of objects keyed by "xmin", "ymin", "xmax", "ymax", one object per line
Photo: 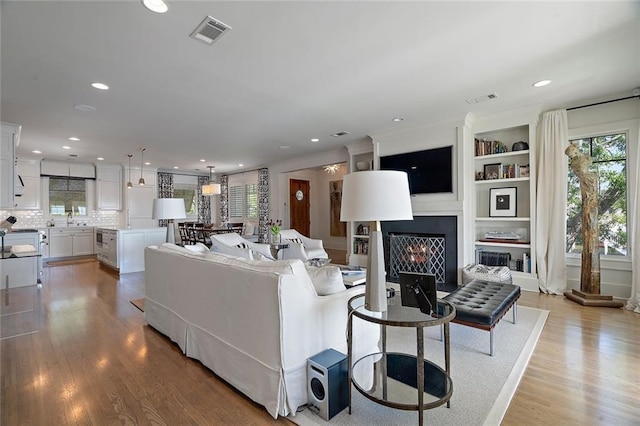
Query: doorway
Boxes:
[{"xmin": 289, "ymin": 179, "xmax": 310, "ymax": 236}]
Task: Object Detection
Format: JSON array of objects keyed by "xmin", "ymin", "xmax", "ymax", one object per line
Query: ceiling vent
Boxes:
[
  {"xmin": 465, "ymin": 93, "xmax": 499, "ymax": 104},
  {"xmin": 331, "ymin": 131, "xmax": 350, "ymax": 137},
  {"xmin": 190, "ymin": 16, "xmax": 231, "ymax": 45}
]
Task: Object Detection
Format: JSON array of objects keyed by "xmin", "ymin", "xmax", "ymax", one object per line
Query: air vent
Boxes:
[
  {"xmin": 331, "ymin": 131, "xmax": 350, "ymax": 137},
  {"xmin": 190, "ymin": 16, "xmax": 231, "ymax": 45},
  {"xmin": 465, "ymin": 93, "xmax": 499, "ymax": 104}
]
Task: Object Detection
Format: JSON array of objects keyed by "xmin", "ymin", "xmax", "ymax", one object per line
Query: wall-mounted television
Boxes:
[{"xmin": 380, "ymin": 145, "xmax": 453, "ymax": 195}]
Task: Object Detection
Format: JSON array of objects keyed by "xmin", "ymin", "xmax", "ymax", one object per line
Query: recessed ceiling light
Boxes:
[
  {"xmin": 69, "ymin": 137, "xmax": 80, "ymax": 141},
  {"xmin": 32, "ymin": 150, "xmax": 42, "ymax": 154},
  {"xmin": 532, "ymin": 80, "xmax": 551, "ymax": 87},
  {"xmin": 238, "ymin": 164, "xmax": 244, "ymax": 167},
  {"xmin": 311, "ymin": 138, "xmax": 319, "ymax": 143},
  {"xmin": 173, "ymin": 166, "xmax": 179, "ymax": 169},
  {"xmin": 91, "ymin": 82, "xmax": 109, "ymax": 90},
  {"xmin": 62, "ymin": 146, "xmax": 71, "ymax": 150},
  {"xmin": 74, "ymin": 104, "xmax": 96, "ymax": 112},
  {"xmin": 145, "ymin": 162, "xmax": 151, "ymax": 166},
  {"xmin": 279, "ymin": 145, "xmax": 291, "ymax": 150},
  {"xmin": 200, "ymin": 159, "xmax": 206, "ymax": 162},
  {"xmin": 142, "ymin": 0, "xmax": 169, "ymax": 14},
  {"xmin": 97, "ymin": 157, "xmax": 105, "ymax": 161},
  {"xmin": 392, "ymin": 117, "xmax": 404, "ymax": 122}
]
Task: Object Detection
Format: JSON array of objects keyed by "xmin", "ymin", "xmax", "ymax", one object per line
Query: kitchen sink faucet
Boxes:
[{"xmin": 67, "ymin": 211, "xmax": 73, "ymax": 226}]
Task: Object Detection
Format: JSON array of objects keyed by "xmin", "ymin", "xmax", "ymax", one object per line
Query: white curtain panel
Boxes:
[
  {"xmin": 535, "ymin": 110, "xmax": 569, "ymax": 294},
  {"xmin": 626, "ymin": 122, "xmax": 640, "ymax": 313}
]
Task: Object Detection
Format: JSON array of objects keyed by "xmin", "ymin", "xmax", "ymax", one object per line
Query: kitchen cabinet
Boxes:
[
  {"xmin": 1, "ymin": 122, "xmax": 20, "ymax": 209},
  {"xmin": 96, "ymin": 164, "xmax": 123, "ymax": 210},
  {"xmin": 96, "ymin": 227, "xmax": 166, "ymax": 273},
  {"xmin": 15, "ymin": 159, "xmax": 41, "ymax": 210},
  {"xmin": 41, "ymin": 160, "xmax": 96, "ymax": 178},
  {"xmin": 1, "ymin": 232, "xmax": 40, "ymax": 288},
  {"xmin": 49, "ymin": 228, "xmax": 95, "ymax": 258}
]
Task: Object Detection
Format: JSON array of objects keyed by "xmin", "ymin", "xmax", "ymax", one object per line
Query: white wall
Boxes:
[
  {"xmin": 268, "ymin": 146, "xmax": 349, "ymax": 242},
  {"xmin": 566, "ymin": 97, "xmax": 639, "ymax": 299}
]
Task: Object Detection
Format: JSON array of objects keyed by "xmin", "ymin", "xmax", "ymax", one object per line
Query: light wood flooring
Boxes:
[{"xmin": 1, "ymin": 257, "xmax": 639, "ymax": 425}]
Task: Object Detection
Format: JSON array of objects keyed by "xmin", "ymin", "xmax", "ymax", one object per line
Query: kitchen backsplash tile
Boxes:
[{"xmin": 0, "ymin": 209, "xmax": 120, "ymax": 228}]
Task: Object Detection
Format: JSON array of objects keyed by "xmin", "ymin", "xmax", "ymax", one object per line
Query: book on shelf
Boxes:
[
  {"xmin": 475, "ymin": 248, "xmax": 511, "ymax": 267},
  {"xmin": 475, "ymin": 138, "xmax": 507, "ymax": 156},
  {"xmin": 353, "ymin": 240, "xmax": 369, "ymax": 255}
]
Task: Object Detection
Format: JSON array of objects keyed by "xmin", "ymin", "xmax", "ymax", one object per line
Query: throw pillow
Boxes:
[
  {"xmin": 253, "ymin": 251, "xmax": 274, "ymax": 262},
  {"xmin": 243, "ymin": 222, "xmax": 255, "ymax": 236},
  {"xmin": 235, "ymin": 242, "xmax": 250, "ymax": 249},
  {"xmin": 184, "ymin": 242, "xmax": 210, "ymax": 254},
  {"xmin": 286, "ymin": 237, "xmax": 304, "ymax": 246},
  {"xmin": 210, "ymin": 242, "xmax": 254, "ymax": 260},
  {"xmin": 306, "ymin": 265, "xmax": 345, "ymax": 296}
]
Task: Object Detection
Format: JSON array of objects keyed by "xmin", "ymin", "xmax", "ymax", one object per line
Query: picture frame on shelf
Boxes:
[
  {"xmin": 484, "ymin": 163, "xmax": 501, "ymax": 180},
  {"xmin": 489, "ymin": 187, "xmax": 517, "ymax": 217},
  {"xmin": 519, "ymin": 165, "xmax": 530, "ymax": 177}
]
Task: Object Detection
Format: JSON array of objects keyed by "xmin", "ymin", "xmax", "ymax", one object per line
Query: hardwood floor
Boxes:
[{"xmin": 2, "ymin": 258, "xmax": 638, "ymax": 425}]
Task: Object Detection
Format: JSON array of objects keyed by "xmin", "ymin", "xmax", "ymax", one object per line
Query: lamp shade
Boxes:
[
  {"xmin": 340, "ymin": 170, "xmax": 413, "ymax": 222},
  {"xmin": 202, "ymin": 183, "xmax": 221, "ymax": 196},
  {"xmin": 152, "ymin": 198, "xmax": 186, "ymax": 220}
]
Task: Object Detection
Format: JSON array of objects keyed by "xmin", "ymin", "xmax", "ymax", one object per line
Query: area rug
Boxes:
[
  {"xmin": 289, "ymin": 305, "xmax": 548, "ymax": 426},
  {"xmin": 130, "ymin": 298, "xmax": 145, "ymax": 312}
]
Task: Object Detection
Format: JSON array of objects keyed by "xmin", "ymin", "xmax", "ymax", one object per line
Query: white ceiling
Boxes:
[{"xmin": 1, "ymin": 1, "xmax": 639, "ymax": 174}]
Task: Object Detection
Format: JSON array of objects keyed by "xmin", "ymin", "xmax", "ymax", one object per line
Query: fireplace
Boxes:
[{"xmin": 382, "ymin": 216, "xmax": 457, "ymax": 289}]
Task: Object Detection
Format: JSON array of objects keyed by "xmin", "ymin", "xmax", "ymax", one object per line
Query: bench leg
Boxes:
[
  {"xmin": 490, "ymin": 329, "xmax": 494, "ymax": 356},
  {"xmin": 513, "ymin": 302, "xmax": 518, "ymax": 324}
]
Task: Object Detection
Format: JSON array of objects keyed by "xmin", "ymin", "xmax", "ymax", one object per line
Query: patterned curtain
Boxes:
[
  {"xmin": 197, "ymin": 175, "xmax": 211, "ymax": 223},
  {"xmin": 157, "ymin": 172, "xmax": 174, "ymax": 227},
  {"xmin": 258, "ymin": 168, "xmax": 269, "ymax": 243},
  {"xmin": 219, "ymin": 175, "xmax": 229, "ymax": 225}
]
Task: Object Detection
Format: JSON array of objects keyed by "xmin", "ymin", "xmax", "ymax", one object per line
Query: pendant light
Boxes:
[
  {"xmin": 138, "ymin": 148, "xmax": 146, "ymax": 185},
  {"xmin": 126, "ymin": 154, "xmax": 133, "ymax": 188},
  {"xmin": 202, "ymin": 165, "xmax": 221, "ymax": 195}
]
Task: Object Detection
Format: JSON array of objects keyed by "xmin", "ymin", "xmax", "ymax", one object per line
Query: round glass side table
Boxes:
[{"xmin": 347, "ymin": 293, "xmax": 456, "ymax": 426}]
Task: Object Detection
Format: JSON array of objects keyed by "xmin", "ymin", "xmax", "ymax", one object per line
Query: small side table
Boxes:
[
  {"xmin": 269, "ymin": 243, "xmax": 289, "ymax": 259},
  {"xmin": 347, "ymin": 293, "xmax": 456, "ymax": 426}
]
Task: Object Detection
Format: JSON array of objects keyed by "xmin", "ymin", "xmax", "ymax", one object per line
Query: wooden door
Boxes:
[{"xmin": 289, "ymin": 179, "xmax": 310, "ymax": 237}]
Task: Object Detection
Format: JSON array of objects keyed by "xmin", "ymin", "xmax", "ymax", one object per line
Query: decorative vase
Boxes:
[{"xmin": 269, "ymin": 233, "xmax": 281, "ymax": 244}]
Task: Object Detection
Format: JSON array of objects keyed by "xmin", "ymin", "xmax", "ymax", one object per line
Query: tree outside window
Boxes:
[
  {"xmin": 173, "ymin": 184, "xmax": 197, "ymax": 215},
  {"xmin": 566, "ymin": 133, "xmax": 627, "ymax": 256}
]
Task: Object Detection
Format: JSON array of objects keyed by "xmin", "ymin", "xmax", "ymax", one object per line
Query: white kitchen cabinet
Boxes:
[
  {"xmin": 49, "ymin": 228, "xmax": 95, "ymax": 258},
  {"xmin": 41, "ymin": 160, "xmax": 95, "ymax": 178},
  {"xmin": 15, "ymin": 159, "xmax": 41, "ymax": 210},
  {"xmin": 96, "ymin": 164, "xmax": 123, "ymax": 210},
  {"xmin": 118, "ymin": 228, "xmax": 166, "ymax": 273},
  {"xmin": 1, "ymin": 122, "xmax": 20, "ymax": 209}
]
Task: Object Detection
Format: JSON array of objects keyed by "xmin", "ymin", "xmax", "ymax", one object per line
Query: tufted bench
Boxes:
[{"xmin": 443, "ymin": 280, "xmax": 520, "ymax": 356}]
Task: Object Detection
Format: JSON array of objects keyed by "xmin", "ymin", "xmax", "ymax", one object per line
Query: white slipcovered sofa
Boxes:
[
  {"xmin": 279, "ymin": 229, "xmax": 328, "ymax": 260},
  {"xmin": 144, "ymin": 244, "xmax": 379, "ymax": 419}
]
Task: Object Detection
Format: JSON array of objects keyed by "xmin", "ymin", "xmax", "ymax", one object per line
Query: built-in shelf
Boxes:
[
  {"xmin": 475, "ymin": 217, "xmax": 530, "ymax": 222},
  {"xmin": 474, "ymin": 149, "xmax": 530, "ymax": 160},
  {"xmin": 475, "ymin": 177, "xmax": 530, "ymax": 185},
  {"xmin": 475, "ymin": 241, "xmax": 531, "ymax": 249}
]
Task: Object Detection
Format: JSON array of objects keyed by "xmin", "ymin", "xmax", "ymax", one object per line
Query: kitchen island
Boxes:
[{"xmin": 96, "ymin": 227, "xmax": 167, "ymax": 274}]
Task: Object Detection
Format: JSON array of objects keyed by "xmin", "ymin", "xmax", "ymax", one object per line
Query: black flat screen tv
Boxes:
[{"xmin": 380, "ymin": 146, "xmax": 453, "ymax": 195}]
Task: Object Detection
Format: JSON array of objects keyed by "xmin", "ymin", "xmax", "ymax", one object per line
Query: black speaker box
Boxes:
[{"xmin": 307, "ymin": 348, "xmax": 348, "ymax": 421}]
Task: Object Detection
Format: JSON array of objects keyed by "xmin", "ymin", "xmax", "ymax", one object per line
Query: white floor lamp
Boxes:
[
  {"xmin": 340, "ymin": 170, "xmax": 413, "ymax": 312},
  {"xmin": 152, "ymin": 198, "xmax": 187, "ymax": 244}
]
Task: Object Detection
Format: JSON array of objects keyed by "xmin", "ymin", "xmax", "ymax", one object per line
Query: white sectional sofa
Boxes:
[{"xmin": 143, "ymin": 244, "xmax": 379, "ymax": 419}]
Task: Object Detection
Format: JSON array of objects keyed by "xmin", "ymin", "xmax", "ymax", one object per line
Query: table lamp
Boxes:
[
  {"xmin": 152, "ymin": 198, "xmax": 187, "ymax": 243},
  {"xmin": 340, "ymin": 170, "xmax": 413, "ymax": 312}
]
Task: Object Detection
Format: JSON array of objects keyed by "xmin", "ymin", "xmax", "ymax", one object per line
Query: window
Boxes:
[
  {"xmin": 49, "ymin": 177, "xmax": 87, "ymax": 216},
  {"xmin": 174, "ymin": 184, "xmax": 197, "ymax": 216},
  {"xmin": 229, "ymin": 183, "xmax": 258, "ymax": 220},
  {"xmin": 566, "ymin": 132, "xmax": 627, "ymax": 256}
]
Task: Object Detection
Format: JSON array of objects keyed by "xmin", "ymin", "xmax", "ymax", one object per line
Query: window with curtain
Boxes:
[
  {"xmin": 229, "ymin": 183, "xmax": 258, "ymax": 220},
  {"xmin": 49, "ymin": 177, "xmax": 87, "ymax": 216},
  {"xmin": 174, "ymin": 183, "xmax": 197, "ymax": 215},
  {"xmin": 566, "ymin": 132, "xmax": 627, "ymax": 256}
]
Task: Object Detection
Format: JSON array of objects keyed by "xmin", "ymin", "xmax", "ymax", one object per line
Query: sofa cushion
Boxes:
[{"xmin": 306, "ymin": 265, "xmax": 345, "ymax": 296}]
